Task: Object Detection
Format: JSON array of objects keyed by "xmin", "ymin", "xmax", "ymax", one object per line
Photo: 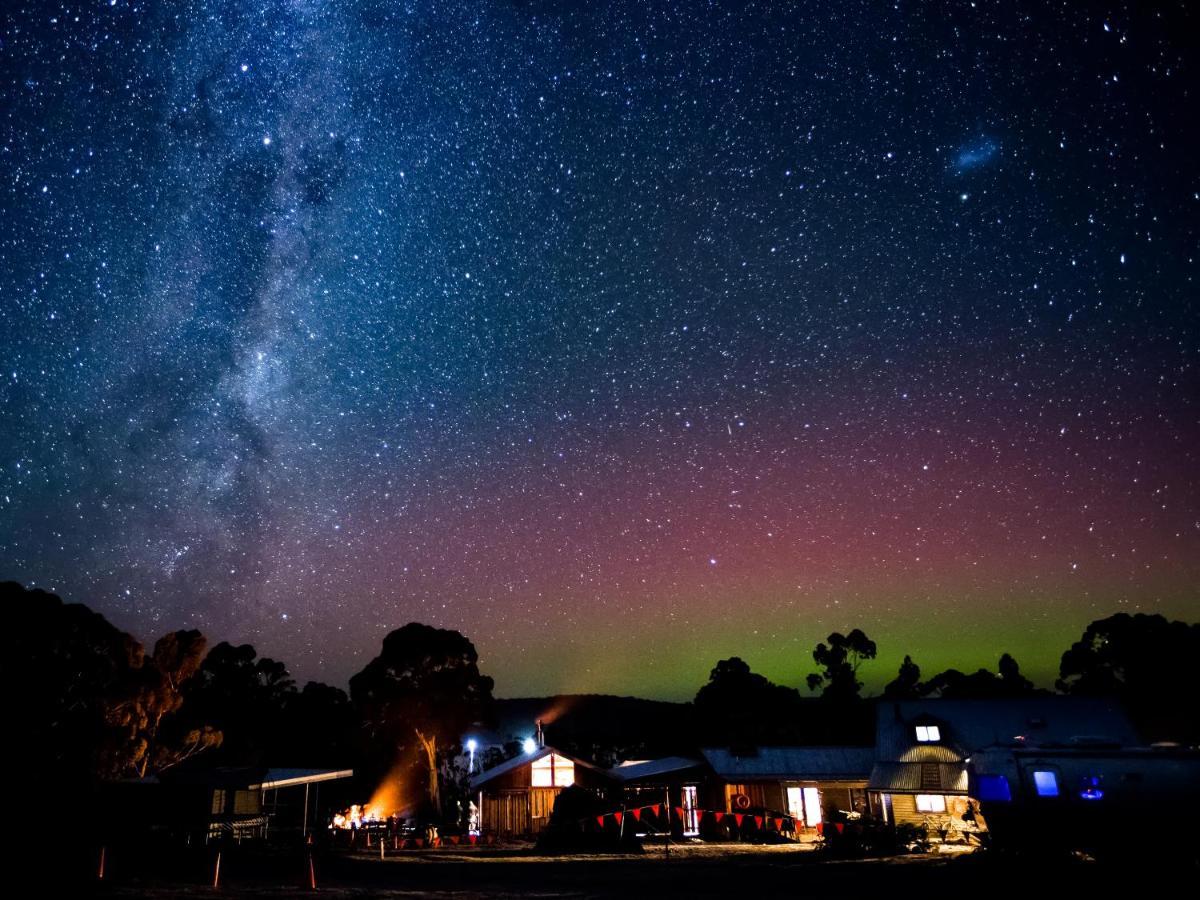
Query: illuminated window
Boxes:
[
  {"xmin": 1032, "ymin": 770, "xmax": 1059, "ymax": 797},
  {"xmin": 915, "ymin": 725, "xmax": 941, "ymax": 742},
  {"xmin": 915, "ymin": 794, "xmax": 946, "ymax": 813},
  {"xmin": 531, "ymin": 753, "xmax": 576, "ymax": 787}
]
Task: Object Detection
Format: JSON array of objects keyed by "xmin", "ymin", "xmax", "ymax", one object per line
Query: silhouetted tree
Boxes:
[
  {"xmin": 2, "ymin": 581, "xmax": 140, "ymax": 798},
  {"xmin": 806, "ymin": 630, "xmax": 877, "ymax": 702},
  {"xmin": 103, "ymin": 629, "xmax": 221, "ymax": 777},
  {"xmin": 997, "ymin": 652, "xmax": 1036, "ymax": 694},
  {"xmin": 274, "ymin": 681, "xmax": 360, "ymax": 768},
  {"xmin": 1058, "ymin": 613, "xmax": 1200, "ymax": 741},
  {"xmin": 919, "ymin": 653, "xmax": 1041, "ymax": 700},
  {"xmin": 181, "ymin": 641, "xmax": 296, "ymax": 764},
  {"xmin": 882, "ymin": 655, "xmax": 922, "ymax": 700},
  {"xmin": 693, "ymin": 657, "xmax": 807, "ymax": 744},
  {"xmin": 350, "ymin": 623, "xmax": 494, "ymax": 817}
]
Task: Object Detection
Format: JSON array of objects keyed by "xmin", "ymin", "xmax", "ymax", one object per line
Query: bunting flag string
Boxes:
[{"xmin": 581, "ymin": 804, "xmax": 797, "ymax": 836}]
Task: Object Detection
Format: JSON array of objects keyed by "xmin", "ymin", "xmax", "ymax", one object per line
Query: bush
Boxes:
[
  {"xmin": 819, "ymin": 815, "xmax": 930, "ymax": 858},
  {"xmin": 535, "ymin": 785, "xmax": 642, "ymax": 854}
]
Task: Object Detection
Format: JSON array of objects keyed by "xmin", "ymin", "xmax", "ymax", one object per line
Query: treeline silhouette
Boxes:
[{"xmin": 3, "ymin": 579, "xmax": 1196, "ymax": 827}]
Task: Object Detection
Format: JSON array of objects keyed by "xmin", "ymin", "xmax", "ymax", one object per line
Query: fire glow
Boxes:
[{"xmin": 331, "ymin": 765, "xmax": 412, "ymax": 830}]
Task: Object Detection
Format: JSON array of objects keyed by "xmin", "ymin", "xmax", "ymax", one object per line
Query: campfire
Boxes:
[
  {"xmin": 330, "ymin": 767, "xmax": 411, "ymax": 830},
  {"xmin": 330, "ymin": 803, "xmax": 388, "ymax": 830}
]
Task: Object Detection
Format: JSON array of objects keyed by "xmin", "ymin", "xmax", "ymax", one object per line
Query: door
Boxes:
[
  {"xmin": 786, "ymin": 786, "xmax": 804, "ymax": 827},
  {"xmin": 681, "ymin": 785, "xmax": 700, "ymax": 836},
  {"xmin": 802, "ymin": 786, "xmax": 822, "ymax": 826}
]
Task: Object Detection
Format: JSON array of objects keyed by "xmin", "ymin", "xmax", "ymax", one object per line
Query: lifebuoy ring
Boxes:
[{"xmin": 732, "ymin": 793, "xmax": 751, "ymax": 810}]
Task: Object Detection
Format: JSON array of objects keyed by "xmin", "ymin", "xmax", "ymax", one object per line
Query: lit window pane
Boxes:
[
  {"xmin": 531, "ymin": 753, "xmax": 575, "ymax": 787},
  {"xmin": 531, "ymin": 755, "xmax": 553, "ymax": 787},
  {"xmin": 915, "ymin": 725, "xmax": 941, "ymax": 742},
  {"xmin": 1032, "ymin": 770, "xmax": 1059, "ymax": 797},
  {"xmin": 552, "ymin": 755, "xmax": 575, "ymax": 787},
  {"xmin": 915, "ymin": 794, "xmax": 946, "ymax": 813}
]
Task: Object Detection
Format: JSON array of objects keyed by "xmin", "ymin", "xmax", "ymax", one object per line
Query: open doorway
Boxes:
[{"xmin": 681, "ymin": 785, "xmax": 700, "ymax": 836}]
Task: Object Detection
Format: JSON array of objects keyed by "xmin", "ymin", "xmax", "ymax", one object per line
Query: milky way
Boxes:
[{"xmin": 2, "ymin": 1, "xmax": 1197, "ymax": 698}]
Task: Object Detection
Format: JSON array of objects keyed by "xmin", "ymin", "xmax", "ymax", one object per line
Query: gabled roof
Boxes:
[
  {"xmin": 470, "ymin": 746, "xmax": 613, "ymax": 791},
  {"xmin": 875, "ymin": 697, "xmax": 1139, "ymax": 761},
  {"xmin": 611, "ymin": 757, "xmax": 706, "ymax": 782},
  {"xmin": 701, "ymin": 746, "xmax": 875, "ymax": 781}
]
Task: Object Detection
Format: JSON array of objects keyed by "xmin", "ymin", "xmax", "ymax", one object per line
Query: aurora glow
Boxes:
[{"xmin": 2, "ymin": 2, "xmax": 1196, "ymax": 699}]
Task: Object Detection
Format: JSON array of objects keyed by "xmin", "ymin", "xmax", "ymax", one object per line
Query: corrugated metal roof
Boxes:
[
  {"xmin": 611, "ymin": 757, "xmax": 705, "ymax": 782},
  {"xmin": 249, "ymin": 768, "xmax": 354, "ymax": 790},
  {"xmin": 868, "ymin": 763, "xmax": 968, "ymax": 793},
  {"xmin": 701, "ymin": 746, "xmax": 875, "ymax": 781},
  {"xmin": 875, "ymin": 697, "xmax": 1139, "ymax": 761}
]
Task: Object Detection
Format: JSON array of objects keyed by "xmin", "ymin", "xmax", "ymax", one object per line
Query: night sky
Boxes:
[{"xmin": 2, "ymin": 1, "xmax": 1197, "ymax": 700}]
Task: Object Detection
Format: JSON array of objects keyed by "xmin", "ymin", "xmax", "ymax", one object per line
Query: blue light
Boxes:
[
  {"xmin": 1079, "ymin": 776, "xmax": 1104, "ymax": 801},
  {"xmin": 522, "ymin": 737, "xmax": 538, "ymax": 754},
  {"xmin": 1032, "ymin": 770, "xmax": 1059, "ymax": 797}
]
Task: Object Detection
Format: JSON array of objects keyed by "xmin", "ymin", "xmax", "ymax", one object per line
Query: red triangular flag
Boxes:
[
  {"xmin": 774, "ymin": 817, "xmax": 783, "ymax": 831},
  {"xmin": 835, "ymin": 822, "xmax": 844, "ymax": 834},
  {"xmin": 631, "ymin": 808, "xmax": 641, "ymax": 821},
  {"xmin": 675, "ymin": 806, "xmax": 684, "ymax": 821},
  {"xmin": 734, "ymin": 813, "xmax": 744, "ymax": 827},
  {"xmin": 713, "ymin": 811, "xmax": 724, "ymax": 823},
  {"xmin": 816, "ymin": 822, "xmax": 824, "ymax": 835},
  {"xmin": 596, "ymin": 815, "xmax": 605, "ymax": 827},
  {"xmin": 650, "ymin": 803, "xmax": 661, "ymax": 816},
  {"xmin": 614, "ymin": 812, "xmax": 623, "ymax": 825},
  {"xmin": 754, "ymin": 815, "xmax": 763, "ymax": 829}
]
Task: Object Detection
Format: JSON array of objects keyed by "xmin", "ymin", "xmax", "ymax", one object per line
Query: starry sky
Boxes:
[{"xmin": 2, "ymin": 1, "xmax": 1197, "ymax": 700}]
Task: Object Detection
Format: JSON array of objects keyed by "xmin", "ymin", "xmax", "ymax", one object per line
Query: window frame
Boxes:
[
  {"xmin": 530, "ymin": 753, "xmax": 576, "ymax": 788},
  {"xmin": 914, "ymin": 724, "xmax": 942, "ymax": 743},
  {"xmin": 914, "ymin": 793, "xmax": 947, "ymax": 813},
  {"xmin": 1032, "ymin": 770, "xmax": 1060, "ymax": 797}
]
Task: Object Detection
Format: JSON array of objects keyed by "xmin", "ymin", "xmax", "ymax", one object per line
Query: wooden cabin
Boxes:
[
  {"xmin": 869, "ymin": 698, "xmax": 1139, "ymax": 838},
  {"xmin": 471, "ymin": 745, "xmax": 617, "ymax": 839},
  {"xmin": 701, "ymin": 746, "xmax": 878, "ymax": 837}
]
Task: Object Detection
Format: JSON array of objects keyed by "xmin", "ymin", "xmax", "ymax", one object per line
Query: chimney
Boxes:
[{"xmin": 535, "ymin": 719, "xmax": 545, "ymax": 749}]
